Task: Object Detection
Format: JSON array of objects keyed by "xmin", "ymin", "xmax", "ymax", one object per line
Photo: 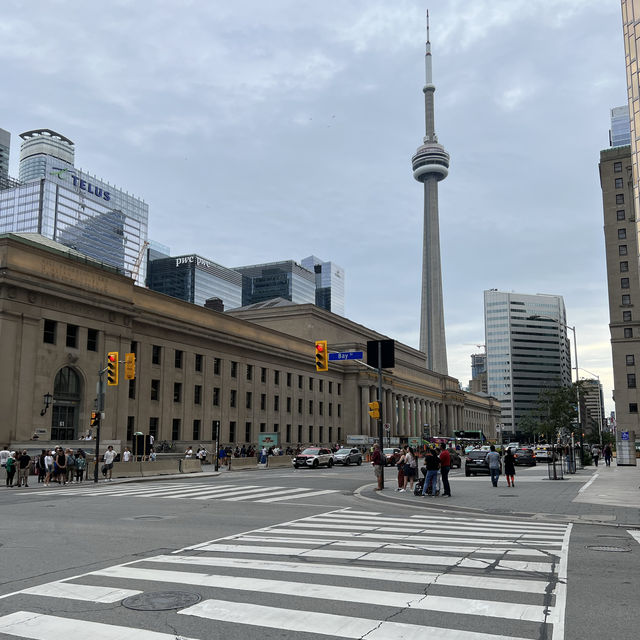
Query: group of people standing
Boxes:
[{"xmin": 0, "ymin": 446, "xmax": 89, "ymax": 487}]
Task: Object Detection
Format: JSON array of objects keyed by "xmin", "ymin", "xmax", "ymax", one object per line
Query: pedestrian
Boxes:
[
  {"xmin": 16, "ymin": 450, "xmax": 31, "ymax": 487},
  {"xmin": 371, "ymin": 443, "xmax": 384, "ymax": 491},
  {"xmin": 149, "ymin": 447, "xmax": 157, "ymax": 462},
  {"xmin": 403, "ymin": 446, "xmax": 418, "ymax": 492},
  {"xmin": 66, "ymin": 449, "xmax": 76, "ymax": 484},
  {"xmin": 102, "ymin": 445, "xmax": 117, "ymax": 481},
  {"xmin": 37, "ymin": 449, "xmax": 47, "ymax": 484},
  {"xmin": 0, "ymin": 446, "xmax": 9, "ymax": 478},
  {"xmin": 439, "ymin": 444, "xmax": 452, "ymax": 497},
  {"xmin": 122, "ymin": 447, "xmax": 132, "ymax": 463},
  {"xmin": 219, "ymin": 446, "xmax": 227, "ymax": 468},
  {"xmin": 185, "ymin": 446, "xmax": 193, "ymax": 458},
  {"xmin": 421, "ymin": 448, "xmax": 440, "ymax": 496},
  {"xmin": 487, "ymin": 445, "xmax": 501, "ymax": 487},
  {"xmin": 44, "ymin": 450, "xmax": 54, "ymax": 486},
  {"xmin": 396, "ymin": 447, "xmax": 406, "ymax": 491},
  {"xmin": 603, "ymin": 444, "xmax": 612, "ymax": 466},
  {"xmin": 75, "ymin": 451, "xmax": 86, "ymax": 482},
  {"xmin": 55, "ymin": 447, "xmax": 67, "ymax": 484},
  {"xmin": 5, "ymin": 451, "xmax": 16, "ymax": 487},
  {"xmin": 592, "ymin": 445, "xmax": 600, "ymax": 467},
  {"xmin": 504, "ymin": 447, "xmax": 516, "ymax": 487}
]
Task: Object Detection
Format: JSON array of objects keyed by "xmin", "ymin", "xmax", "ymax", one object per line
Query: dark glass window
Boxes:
[
  {"xmin": 274, "ymin": 423, "xmax": 279, "ymax": 433},
  {"xmin": 229, "ymin": 421, "xmax": 236, "ymax": 442},
  {"xmin": 298, "ymin": 398, "xmax": 303, "ymax": 413},
  {"xmin": 130, "ymin": 340, "xmax": 138, "ymax": 355},
  {"xmin": 128, "ymin": 379, "xmax": 136, "ymax": 399},
  {"xmin": 286, "ymin": 424, "xmax": 291, "ymax": 442},
  {"xmin": 260, "ymin": 423, "xmax": 266, "ymax": 432},
  {"xmin": 319, "ymin": 426, "xmax": 323, "ymax": 442},
  {"xmin": 308, "ymin": 426, "xmax": 313, "ymax": 442},
  {"xmin": 65, "ymin": 324, "xmax": 78, "ymax": 348},
  {"xmin": 245, "ymin": 422, "xmax": 252, "ymax": 442},
  {"xmin": 309, "ymin": 377, "xmax": 313, "ymax": 391},
  {"xmin": 616, "ymin": 194, "xmax": 625, "ymax": 204},
  {"xmin": 213, "ymin": 387, "xmax": 220, "ymax": 406},
  {"xmin": 628, "ymin": 374, "xmax": 636, "ymax": 388},
  {"xmin": 261, "ymin": 368, "xmax": 267, "ymax": 383},
  {"xmin": 286, "ymin": 397, "xmax": 292, "ymax": 412},
  {"xmin": 329, "ymin": 402, "xmax": 332, "ymax": 416},
  {"xmin": 626, "ymin": 354, "xmax": 635, "ymax": 365},
  {"xmin": 338, "ymin": 384, "xmax": 342, "ymax": 395},
  {"xmin": 195, "ymin": 354, "xmax": 203, "ymax": 372},
  {"xmin": 261, "ymin": 394, "xmax": 266, "ymax": 410},
  {"xmin": 87, "ymin": 328, "xmax": 98, "ymax": 351},
  {"xmin": 298, "ymin": 375, "xmax": 303, "ymax": 389},
  {"xmin": 328, "ymin": 426, "xmax": 333, "ymax": 442},
  {"xmin": 194, "ymin": 385, "xmax": 202, "ymax": 405},
  {"xmin": 620, "ymin": 245, "xmax": 628, "ymax": 256},
  {"xmin": 149, "ymin": 417, "xmax": 158, "ymax": 438},
  {"xmin": 329, "ymin": 381, "xmax": 333, "ymax": 393},
  {"xmin": 618, "ymin": 228, "xmax": 627, "ymax": 239},
  {"xmin": 319, "ymin": 380, "xmax": 323, "ymax": 392},
  {"xmin": 192, "ymin": 419, "xmax": 200, "ymax": 440},
  {"xmin": 309, "ymin": 400, "xmax": 313, "ymax": 414},
  {"xmin": 621, "ymin": 261, "xmax": 629, "ymax": 272},
  {"xmin": 172, "ymin": 418, "xmax": 181, "ymax": 440},
  {"xmin": 622, "ymin": 277, "xmax": 630, "ymax": 289},
  {"xmin": 319, "ymin": 401, "xmax": 323, "ymax": 415},
  {"xmin": 246, "ymin": 364, "xmax": 253, "ymax": 380},
  {"xmin": 230, "ymin": 361, "xmax": 238, "ymax": 378},
  {"xmin": 126, "ymin": 416, "xmax": 134, "ymax": 440},
  {"xmin": 174, "ymin": 382, "xmax": 182, "ymax": 402},
  {"xmin": 338, "ymin": 404, "xmax": 342, "ymax": 417},
  {"xmin": 214, "ymin": 358, "xmax": 221, "ymax": 375},
  {"xmin": 274, "ymin": 395, "xmax": 280, "ymax": 411},
  {"xmin": 617, "ymin": 209, "xmax": 626, "ymax": 220},
  {"xmin": 624, "ymin": 311, "xmax": 632, "ymax": 321},
  {"xmin": 151, "ymin": 379, "xmax": 160, "ymax": 401},
  {"xmin": 230, "ymin": 389, "xmax": 237, "ymax": 408},
  {"xmin": 152, "ymin": 345, "xmax": 161, "ymax": 365},
  {"xmin": 274, "ymin": 370, "xmax": 280, "ymax": 385},
  {"xmin": 297, "ymin": 425, "xmax": 303, "ymax": 442},
  {"xmin": 246, "ymin": 391, "xmax": 252, "ymax": 408},
  {"xmin": 622, "ymin": 295, "xmax": 631, "ymax": 305},
  {"xmin": 614, "ymin": 161, "xmax": 623, "ymax": 172},
  {"xmin": 287, "ymin": 372, "xmax": 292, "ymax": 387},
  {"xmin": 43, "ymin": 319, "xmax": 56, "ymax": 344},
  {"xmin": 212, "ymin": 420, "xmax": 220, "ymax": 439},
  {"xmin": 175, "ymin": 350, "xmax": 183, "ymax": 368},
  {"xmin": 615, "ymin": 177, "xmax": 624, "ymax": 188},
  {"xmin": 624, "ymin": 327, "xmax": 633, "ymax": 338},
  {"xmin": 629, "ymin": 403, "xmax": 638, "ymax": 414}
]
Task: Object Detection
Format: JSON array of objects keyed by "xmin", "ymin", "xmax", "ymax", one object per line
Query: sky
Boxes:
[{"xmin": 1, "ymin": 0, "xmax": 627, "ymax": 414}]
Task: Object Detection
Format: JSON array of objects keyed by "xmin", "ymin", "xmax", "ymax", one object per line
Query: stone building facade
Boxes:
[{"xmin": 0, "ymin": 234, "xmax": 500, "ymax": 447}]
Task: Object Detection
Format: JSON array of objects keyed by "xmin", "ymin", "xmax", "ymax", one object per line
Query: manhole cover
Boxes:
[
  {"xmin": 122, "ymin": 591, "xmax": 201, "ymax": 611},
  {"xmin": 586, "ymin": 545, "xmax": 631, "ymax": 553}
]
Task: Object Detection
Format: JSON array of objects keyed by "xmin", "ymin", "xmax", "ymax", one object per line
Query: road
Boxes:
[{"xmin": 0, "ymin": 463, "xmax": 638, "ymax": 639}]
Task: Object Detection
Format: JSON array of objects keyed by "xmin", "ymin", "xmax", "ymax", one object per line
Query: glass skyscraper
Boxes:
[
  {"xmin": 484, "ymin": 290, "xmax": 572, "ymax": 434},
  {"xmin": 0, "ymin": 129, "xmax": 149, "ymax": 283},
  {"xmin": 0, "ymin": 128, "xmax": 9, "ymax": 178},
  {"xmin": 610, "ymin": 105, "xmax": 632, "ymax": 147},
  {"xmin": 300, "ymin": 255, "xmax": 345, "ymax": 316}
]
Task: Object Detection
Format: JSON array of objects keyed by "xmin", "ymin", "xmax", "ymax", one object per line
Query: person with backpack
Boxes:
[
  {"xmin": 75, "ymin": 451, "xmax": 87, "ymax": 482},
  {"xmin": 421, "ymin": 448, "xmax": 440, "ymax": 496},
  {"xmin": 5, "ymin": 451, "xmax": 16, "ymax": 487}
]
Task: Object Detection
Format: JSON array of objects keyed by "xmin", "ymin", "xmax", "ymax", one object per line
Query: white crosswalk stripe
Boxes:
[
  {"xmin": 18, "ymin": 481, "xmax": 339, "ymax": 503},
  {"xmin": 0, "ymin": 508, "xmax": 571, "ymax": 640}
]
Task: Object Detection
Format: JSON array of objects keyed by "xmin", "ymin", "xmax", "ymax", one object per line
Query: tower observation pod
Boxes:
[{"xmin": 412, "ymin": 11, "xmax": 449, "ymax": 375}]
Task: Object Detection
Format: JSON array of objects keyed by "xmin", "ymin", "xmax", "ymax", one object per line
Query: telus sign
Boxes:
[{"xmin": 51, "ymin": 167, "xmax": 111, "ymax": 201}]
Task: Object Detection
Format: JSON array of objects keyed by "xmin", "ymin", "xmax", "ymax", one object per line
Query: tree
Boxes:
[{"xmin": 532, "ymin": 384, "xmax": 579, "ymax": 439}]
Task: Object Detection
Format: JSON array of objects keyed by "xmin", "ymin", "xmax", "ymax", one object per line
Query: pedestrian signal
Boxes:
[{"xmin": 90, "ymin": 411, "xmax": 100, "ymax": 427}]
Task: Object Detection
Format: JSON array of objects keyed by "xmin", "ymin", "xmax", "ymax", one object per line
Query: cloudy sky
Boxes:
[{"xmin": 1, "ymin": 0, "xmax": 626, "ymax": 413}]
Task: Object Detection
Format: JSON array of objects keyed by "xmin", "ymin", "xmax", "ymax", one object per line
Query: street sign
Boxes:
[
  {"xmin": 328, "ymin": 351, "xmax": 364, "ymax": 361},
  {"xmin": 622, "ymin": 431, "xmax": 630, "ymax": 441}
]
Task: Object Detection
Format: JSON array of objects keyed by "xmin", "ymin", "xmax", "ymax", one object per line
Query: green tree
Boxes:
[{"xmin": 535, "ymin": 383, "xmax": 579, "ymax": 438}]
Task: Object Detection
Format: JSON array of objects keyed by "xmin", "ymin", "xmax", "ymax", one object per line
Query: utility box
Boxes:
[{"xmin": 616, "ymin": 430, "xmax": 637, "ymax": 466}]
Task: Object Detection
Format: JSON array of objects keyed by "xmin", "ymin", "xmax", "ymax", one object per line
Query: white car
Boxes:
[
  {"xmin": 533, "ymin": 444, "xmax": 555, "ymax": 462},
  {"xmin": 292, "ymin": 447, "xmax": 334, "ymax": 469}
]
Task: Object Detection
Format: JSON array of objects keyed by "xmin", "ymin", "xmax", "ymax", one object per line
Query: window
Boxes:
[
  {"xmin": 149, "ymin": 417, "xmax": 159, "ymax": 438},
  {"xmin": 172, "ymin": 418, "xmax": 181, "ymax": 440},
  {"xmin": 329, "ymin": 402, "xmax": 332, "ymax": 416},
  {"xmin": 287, "ymin": 372, "xmax": 292, "ymax": 387},
  {"xmin": 319, "ymin": 380, "xmax": 323, "ymax": 392},
  {"xmin": 245, "ymin": 422, "xmax": 252, "ymax": 442},
  {"xmin": 298, "ymin": 375, "xmax": 303, "ymax": 389},
  {"xmin": 261, "ymin": 394, "xmax": 266, "ymax": 410},
  {"xmin": 319, "ymin": 401, "xmax": 323, "ymax": 415},
  {"xmin": 629, "ymin": 403, "xmax": 638, "ymax": 414},
  {"xmin": 628, "ymin": 374, "xmax": 636, "ymax": 388},
  {"xmin": 128, "ymin": 379, "xmax": 136, "ymax": 399},
  {"xmin": 621, "ymin": 261, "xmax": 629, "ymax": 272},
  {"xmin": 274, "ymin": 423, "xmax": 279, "ymax": 433},
  {"xmin": 246, "ymin": 391, "xmax": 252, "ymax": 409},
  {"xmin": 260, "ymin": 423, "xmax": 266, "ymax": 432},
  {"xmin": 87, "ymin": 328, "xmax": 98, "ymax": 351},
  {"xmin": 193, "ymin": 419, "xmax": 201, "ymax": 440},
  {"xmin": 624, "ymin": 327, "xmax": 633, "ymax": 338},
  {"xmin": 43, "ymin": 319, "xmax": 56, "ymax": 344},
  {"xmin": 617, "ymin": 209, "xmax": 626, "ymax": 221},
  {"xmin": 615, "ymin": 177, "xmax": 624, "ymax": 188},
  {"xmin": 622, "ymin": 277, "xmax": 630, "ymax": 289},
  {"xmin": 274, "ymin": 370, "xmax": 280, "ymax": 385},
  {"xmin": 261, "ymin": 368, "xmax": 267, "ymax": 383},
  {"xmin": 175, "ymin": 349, "xmax": 183, "ymax": 368},
  {"xmin": 195, "ymin": 354, "xmax": 203, "ymax": 372},
  {"xmin": 286, "ymin": 397, "xmax": 292, "ymax": 412},
  {"xmin": 246, "ymin": 364, "xmax": 253, "ymax": 380},
  {"xmin": 308, "ymin": 426, "xmax": 313, "ymax": 442},
  {"xmin": 286, "ymin": 424, "xmax": 291, "ymax": 442},
  {"xmin": 194, "ymin": 385, "xmax": 202, "ymax": 405},
  {"xmin": 328, "ymin": 427, "xmax": 332, "ymax": 443},
  {"xmin": 230, "ymin": 389, "xmax": 237, "ymax": 408},
  {"xmin": 319, "ymin": 426, "xmax": 323, "ymax": 442},
  {"xmin": 298, "ymin": 398, "xmax": 303, "ymax": 413},
  {"xmin": 618, "ymin": 228, "xmax": 627, "ymax": 239},
  {"xmin": 65, "ymin": 325, "xmax": 78, "ymax": 348},
  {"xmin": 274, "ymin": 395, "xmax": 280, "ymax": 411},
  {"xmin": 214, "ymin": 358, "xmax": 221, "ymax": 375},
  {"xmin": 230, "ymin": 361, "xmax": 238, "ymax": 378},
  {"xmin": 127, "ymin": 416, "xmax": 135, "ymax": 441},
  {"xmin": 338, "ymin": 404, "xmax": 342, "ymax": 417},
  {"xmin": 229, "ymin": 421, "xmax": 236, "ymax": 442},
  {"xmin": 626, "ymin": 354, "xmax": 635, "ymax": 365},
  {"xmin": 309, "ymin": 400, "xmax": 313, "ymax": 414},
  {"xmin": 212, "ymin": 420, "xmax": 220, "ymax": 439},
  {"xmin": 329, "ymin": 381, "xmax": 333, "ymax": 394},
  {"xmin": 297, "ymin": 425, "xmax": 303, "ymax": 442},
  {"xmin": 130, "ymin": 341, "xmax": 137, "ymax": 355},
  {"xmin": 624, "ymin": 311, "xmax": 632, "ymax": 321},
  {"xmin": 174, "ymin": 382, "xmax": 182, "ymax": 402},
  {"xmin": 616, "ymin": 194, "xmax": 625, "ymax": 204},
  {"xmin": 614, "ymin": 161, "xmax": 623, "ymax": 172},
  {"xmin": 152, "ymin": 345, "xmax": 162, "ymax": 365},
  {"xmin": 213, "ymin": 387, "xmax": 220, "ymax": 406},
  {"xmin": 620, "ymin": 245, "xmax": 628, "ymax": 256},
  {"xmin": 151, "ymin": 379, "xmax": 160, "ymax": 401},
  {"xmin": 309, "ymin": 378, "xmax": 313, "ymax": 391},
  {"xmin": 622, "ymin": 295, "xmax": 631, "ymax": 305}
]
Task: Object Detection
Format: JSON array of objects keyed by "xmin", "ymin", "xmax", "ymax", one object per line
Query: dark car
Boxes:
[
  {"xmin": 447, "ymin": 448, "xmax": 462, "ymax": 469},
  {"xmin": 513, "ymin": 448, "xmax": 536, "ymax": 466},
  {"xmin": 464, "ymin": 450, "xmax": 501, "ymax": 476}
]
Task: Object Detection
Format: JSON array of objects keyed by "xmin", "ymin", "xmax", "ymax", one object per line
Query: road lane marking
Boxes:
[
  {"xmin": 577, "ymin": 473, "xmax": 598, "ymax": 494},
  {"xmin": 20, "ymin": 581, "xmax": 141, "ymax": 603},
  {"xmin": 256, "ymin": 489, "xmax": 338, "ymax": 502},
  {"xmin": 628, "ymin": 530, "xmax": 640, "ymax": 545}
]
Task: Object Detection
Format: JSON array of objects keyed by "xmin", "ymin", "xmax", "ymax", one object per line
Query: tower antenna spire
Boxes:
[{"xmin": 426, "ymin": 9, "xmax": 430, "ymax": 44}]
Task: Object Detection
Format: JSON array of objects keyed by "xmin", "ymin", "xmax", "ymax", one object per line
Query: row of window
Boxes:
[
  {"xmin": 128, "ymin": 417, "xmax": 342, "ymax": 444},
  {"xmin": 43, "ymin": 319, "xmax": 98, "ymax": 350}
]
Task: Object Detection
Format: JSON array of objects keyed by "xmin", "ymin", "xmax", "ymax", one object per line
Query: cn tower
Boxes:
[{"xmin": 412, "ymin": 11, "xmax": 449, "ymax": 375}]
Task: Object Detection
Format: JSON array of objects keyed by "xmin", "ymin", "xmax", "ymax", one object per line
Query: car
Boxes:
[
  {"xmin": 513, "ymin": 448, "xmax": 536, "ymax": 466},
  {"xmin": 506, "ymin": 442, "xmax": 520, "ymax": 451},
  {"xmin": 292, "ymin": 447, "xmax": 334, "ymax": 469},
  {"xmin": 446, "ymin": 448, "xmax": 462, "ymax": 468},
  {"xmin": 533, "ymin": 444, "xmax": 556, "ymax": 462},
  {"xmin": 464, "ymin": 450, "xmax": 502, "ymax": 476},
  {"xmin": 383, "ymin": 447, "xmax": 401, "ymax": 466},
  {"xmin": 333, "ymin": 447, "xmax": 363, "ymax": 466}
]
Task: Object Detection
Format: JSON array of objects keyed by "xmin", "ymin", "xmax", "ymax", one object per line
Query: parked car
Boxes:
[
  {"xmin": 292, "ymin": 447, "xmax": 334, "ymax": 469},
  {"xmin": 513, "ymin": 448, "xmax": 536, "ymax": 466},
  {"xmin": 533, "ymin": 444, "xmax": 556, "ymax": 462},
  {"xmin": 383, "ymin": 448, "xmax": 401, "ymax": 466},
  {"xmin": 464, "ymin": 450, "xmax": 502, "ymax": 476},
  {"xmin": 333, "ymin": 447, "xmax": 363, "ymax": 466}
]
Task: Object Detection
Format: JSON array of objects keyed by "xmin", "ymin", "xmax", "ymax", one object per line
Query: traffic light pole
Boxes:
[
  {"xmin": 94, "ymin": 368, "xmax": 106, "ymax": 483},
  {"xmin": 377, "ymin": 341, "xmax": 384, "ymax": 489}
]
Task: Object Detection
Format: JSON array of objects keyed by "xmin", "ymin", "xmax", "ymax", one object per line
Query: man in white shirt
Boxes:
[{"xmin": 103, "ymin": 445, "xmax": 117, "ymax": 481}]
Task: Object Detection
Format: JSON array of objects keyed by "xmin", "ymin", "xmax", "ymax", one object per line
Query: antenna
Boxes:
[{"xmin": 426, "ymin": 10, "xmax": 430, "ymax": 44}]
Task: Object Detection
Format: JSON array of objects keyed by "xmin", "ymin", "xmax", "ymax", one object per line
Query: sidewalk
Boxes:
[{"xmin": 363, "ymin": 462, "xmax": 640, "ymax": 527}]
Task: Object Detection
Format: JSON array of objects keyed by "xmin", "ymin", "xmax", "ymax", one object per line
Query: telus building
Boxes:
[{"xmin": 0, "ymin": 129, "xmax": 149, "ymax": 283}]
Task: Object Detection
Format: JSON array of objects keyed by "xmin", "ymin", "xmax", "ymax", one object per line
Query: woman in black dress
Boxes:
[{"xmin": 504, "ymin": 448, "xmax": 516, "ymax": 487}]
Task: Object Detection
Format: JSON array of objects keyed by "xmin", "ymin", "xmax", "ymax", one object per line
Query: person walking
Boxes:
[
  {"xmin": 403, "ymin": 446, "xmax": 418, "ymax": 492},
  {"xmin": 592, "ymin": 445, "xmax": 601, "ymax": 467},
  {"xmin": 17, "ymin": 450, "xmax": 31, "ymax": 487},
  {"xmin": 504, "ymin": 447, "xmax": 516, "ymax": 487},
  {"xmin": 0, "ymin": 446, "xmax": 9, "ymax": 482},
  {"xmin": 603, "ymin": 444, "xmax": 612, "ymax": 467},
  {"xmin": 5, "ymin": 451, "xmax": 16, "ymax": 487},
  {"xmin": 395, "ymin": 448, "xmax": 406, "ymax": 491},
  {"xmin": 439, "ymin": 444, "xmax": 452, "ymax": 497},
  {"xmin": 43, "ymin": 450, "xmax": 54, "ymax": 486},
  {"xmin": 487, "ymin": 445, "xmax": 501, "ymax": 487},
  {"xmin": 371, "ymin": 443, "xmax": 384, "ymax": 491},
  {"xmin": 421, "ymin": 448, "xmax": 440, "ymax": 497},
  {"xmin": 103, "ymin": 445, "xmax": 117, "ymax": 481}
]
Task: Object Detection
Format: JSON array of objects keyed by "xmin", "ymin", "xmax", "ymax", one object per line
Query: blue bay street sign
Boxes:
[{"xmin": 329, "ymin": 351, "xmax": 364, "ymax": 361}]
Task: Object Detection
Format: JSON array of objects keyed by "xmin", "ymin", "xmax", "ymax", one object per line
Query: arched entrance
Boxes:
[{"xmin": 51, "ymin": 367, "xmax": 82, "ymax": 441}]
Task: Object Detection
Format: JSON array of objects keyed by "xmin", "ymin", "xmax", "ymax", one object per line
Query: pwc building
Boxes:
[{"xmin": 0, "ymin": 129, "xmax": 149, "ymax": 283}]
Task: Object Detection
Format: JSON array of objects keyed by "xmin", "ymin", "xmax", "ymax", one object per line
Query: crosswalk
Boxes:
[
  {"xmin": 19, "ymin": 481, "xmax": 340, "ymax": 504},
  {"xmin": 0, "ymin": 508, "xmax": 576, "ymax": 639}
]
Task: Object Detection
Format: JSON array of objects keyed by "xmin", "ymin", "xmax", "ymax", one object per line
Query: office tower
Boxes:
[
  {"xmin": 484, "ymin": 290, "xmax": 572, "ymax": 435},
  {"xmin": 610, "ymin": 105, "xmax": 631, "ymax": 146},
  {"xmin": 235, "ymin": 260, "xmax": 316, "ymax": 307},
  {"xmin": 300, "ymin": 255, "xmax": 345, "ymax": 316},
  {"xmin": 411, "ymin": 14, "xmax": 449, "ymax": 374},
  {"xmin": 469, "ymin": 353, "xmax": 488, "ymax": 394},
  {"xmin": 581, "ymin": 378, "xmax": 605, "ymax": 439},
  {"xmin": 0, "ymin": 129, "xmax": 149, "ymax": 283},
  {"xmin": 0, "ymin": 128, "xmax": 9, "ymax": 178},
  {"xmin": 146, "ymin": 253, "xmax": 242, "ymax": 310}
]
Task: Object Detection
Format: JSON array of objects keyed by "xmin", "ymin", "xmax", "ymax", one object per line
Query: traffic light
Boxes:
[
  {"xmin": 368, "ymin": 401, "xmax": 380, "ymax": 419},
  {"xmin": 124, "ymin": 352, "xmax": 136, "ymax": 380},
  {"xmin": 315, "ymin": 340, "xmax": 328, "ymax": 371},
  {"xmin": 90, "ymin": 411, "xmax": 100, "ymax": 427},
  {"xmin": 107, "ymin": 351, "xmax": 119, "ymax": 386}
]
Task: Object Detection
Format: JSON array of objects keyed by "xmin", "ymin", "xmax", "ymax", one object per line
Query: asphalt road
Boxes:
[{"xmin": 1, "ymin": 464, "xmax": 639, "ymax": 639}]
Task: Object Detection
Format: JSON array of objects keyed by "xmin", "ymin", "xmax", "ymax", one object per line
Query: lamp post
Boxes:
[{"xmin": 40, "ymin": 392, "xmax": 53, "ymax": 416}]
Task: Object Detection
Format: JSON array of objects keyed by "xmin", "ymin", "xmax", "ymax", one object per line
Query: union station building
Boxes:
[{"xmin": 0, "ymin": 234, "xmax": 500, "ymax": 448}]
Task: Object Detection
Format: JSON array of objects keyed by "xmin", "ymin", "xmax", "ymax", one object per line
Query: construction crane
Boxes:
[
  {"xmin": 463, "ymin": 343, "xmax": 486, "ymax": 352},
  {"xmin": 131, "ymin": 241, "xmax": 150, "ymax": 282}
]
